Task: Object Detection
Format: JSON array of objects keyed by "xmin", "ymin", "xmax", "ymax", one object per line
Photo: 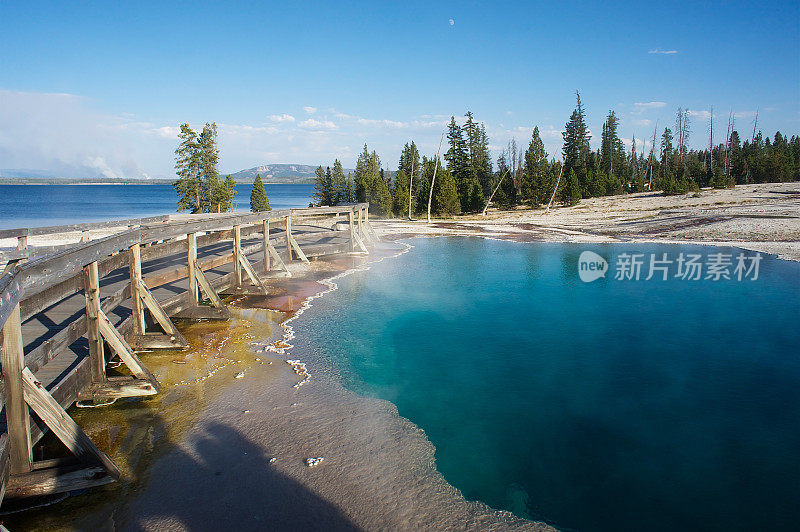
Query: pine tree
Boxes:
[
  {"xmin": 392, "ymin": 169, "xmax": 410, "ymax": 216},
  {"xmin": 522, "ymin": 126, "xmax": 550, "ymax": 207},
  {"xmin": 219, "ymin": 174, "xmax": 237, "ymax": 212},
  {"xmin": 311, "ymin": 165, "xmax": 334, "ymax": 206},
  {"xmin": 600, "ymin": 110, "xmax": 624, "ymax": 178},
  {"xmin": 561, "ymin": 168, "xmax": 581, "ymax": 206},
  {"xmin": 198, "ymin": 123, "xmax": 221, "ymax": 213},
  {"xmin": 445, "ymin": 116, "xmax": 470, "ymax": 209},
  {"xmin": 343, "ymin": 173, "xmax": 355, "ymax": 203},
  {"xmin": 354, "ymin": 145, "xmax": 370, "ymax": 203},
  {"xmin": 463, "ymin": 111, "xmax": 493, "ymax": 195},
  {"xmin": 562, "ymin": 92, "xmax": 591, "ymax": 191},
  {"xmin": 398, "ymin": 142, "xmax": 420, "ymax": 212},
  {"xmin": 331, "ymin": 159, "xmax": 347, "ymax": 204},
  {"xmin": 431, "ymin": 164, "xmax": 460, "ymax": 216},
  {"xmin": 173, "ymin": 123, "xmax": 202, "ymax": 213},
  {"xmin": 250, "ymin": 173, "xmax": 270, "ymax": 212}
]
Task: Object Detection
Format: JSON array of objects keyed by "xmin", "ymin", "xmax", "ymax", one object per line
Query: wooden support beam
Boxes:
[
  {"xmin": 133, "ymin": 279, "xmax": 188, "ymax": 348},
  {"xmin": 128, "ymin": 244, "xmax": 146, "ymax": 335},
  {"xmin": 236, "ymin": 253, "xmax": 269, "ymax": 294},
  {"xmin": 1, "ymin": 304, "xmax": 32, "ymax": 475},
  {"xmin": 288, "ymin": 235, "xmax": 309, "ymax": 263},
  {"xmin": 194, "ymin": 260, "xmax": 225, "ymax": 308},
  {"xmin": 233, "ymin": 225, "xmax": 243, "ymax": 286},
  {"xmin": 353, "ymin": 230, "xmax": 369, "ymax": 254},
  {"xmin": 262, "ymin": 220, "xmax": 270, "ymax": 271},
  {"xmin": 21, "ymin": 366, "xmax": 120, "ymax": 477},
  {"xmin": 97, "ymin": 310, "xmax": 160, "ymax": 390},
  {"xmin": 0, "ymin": 434, "xmax": 10, "ymax": 504},
  {"xmin": 285, "ymin": 215, "xmax": 293, "ymax": 258},
  {"xmin": 357, "ymin": 208, "xmax": 367, "ymax": 243},
  {"xmin": 83, "ymin": 261, "xmax": 106, "ymax": 385},
  {"xmin": 4, "ymin": 464, "xmax": 115, "ymax": 500},
  {"xmin": 79, "ymin": 377, "xmax": 157, "ymax": 401},
  {"xmin": 188, "ymin": 232, "xmax": 199, "ymax": 305},
  {"xmin": 264, "ymin": 242, "xmax": 290, "ymax": 275},
  {"xmin": 365, "ymin": 209, "xmax": 380, "ymax": 242},
  {"xmin": 348, "ymin": 210, "xmax": 356, "ymax": 252}
]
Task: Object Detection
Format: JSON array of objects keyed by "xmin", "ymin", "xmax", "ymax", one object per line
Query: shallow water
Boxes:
[{"xmin": 295, "ymin": 237, "xmax": 800, "ymax": 532}]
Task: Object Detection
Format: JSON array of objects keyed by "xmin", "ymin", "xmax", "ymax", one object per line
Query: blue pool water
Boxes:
[
  {"xmin": 0, "ymin": 184, "xmax": 314, "ymax": 229},
  {"xmin": 297, "ymin": 237, "xmax": 800, "ymax": 532}
]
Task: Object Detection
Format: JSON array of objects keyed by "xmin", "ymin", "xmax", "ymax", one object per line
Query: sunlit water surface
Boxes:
[{"xmin": 295, "ymin": 237, "xmax": 800, "ymax": 532}]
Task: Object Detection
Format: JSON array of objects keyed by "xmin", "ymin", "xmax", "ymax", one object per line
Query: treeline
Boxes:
[
  {"xmin": 313, "ymin": 93, "xmax": 799, "ymax": 216},
  {"xmin": 173, "ymin": 122, "xmax": 272, "ymax": 213}
]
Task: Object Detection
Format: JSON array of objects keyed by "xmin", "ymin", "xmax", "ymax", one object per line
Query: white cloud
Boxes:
[
  {"xmin": 149, "ymin": 126, "xmax": 180, "ymax": 139},
  {"xmin": 687, "ymin": 109, "xmax": 712, "ymax": 120},
  {"xmin": 632, "ymin": 101, "xmax": 667, "ymax": 113},
  {"xmin": 648, "ymin": 49, "xmax": 678, "ymax": 55},
  {"xmin": 449, "ymin": 18, "xmax": 454, "ymax": 26},
  {"xmin": 298, "ymin": 118, "xmax": 337, "ymax": 130},
  {"xmin": 303, "ymin": 106, "xmax": 317, "ymax": 114},
  {"xmin": 268, "ymin": 113, "xmax": 295, "ymax": 123},
  {"xmin": 631, "ymin": 118, "xmax": 652, "ymax": 127}
]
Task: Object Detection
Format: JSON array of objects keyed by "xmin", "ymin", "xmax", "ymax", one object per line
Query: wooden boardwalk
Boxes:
[{"xmin": 0, "ymin": 204, "xmax": 377, "ymax": 504}]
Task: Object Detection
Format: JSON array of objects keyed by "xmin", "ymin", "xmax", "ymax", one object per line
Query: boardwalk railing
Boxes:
[{"xmin": 0, "ymin": 203, "xmax": 376, "ymax": 504}]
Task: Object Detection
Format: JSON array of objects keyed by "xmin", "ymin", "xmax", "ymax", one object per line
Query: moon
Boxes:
[{"xmin": 449, "ymin": 18, "xmax": 454, "ymax": 26}]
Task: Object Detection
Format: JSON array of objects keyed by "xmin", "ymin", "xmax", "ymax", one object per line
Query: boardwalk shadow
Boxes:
[{"xmin": 74, "ymin": 419, "xmax": 361, "ymax": 532}]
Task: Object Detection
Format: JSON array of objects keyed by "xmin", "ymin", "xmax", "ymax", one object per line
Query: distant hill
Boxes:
[{"xmin": 226, "ymin": 164, "xmax": 354, "ymax": 184}]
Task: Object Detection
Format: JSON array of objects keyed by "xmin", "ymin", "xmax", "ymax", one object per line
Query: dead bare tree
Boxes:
[
  {"xmin": 752, "ymin": 107, "xmax": 759, "ymax": 142},
  {"xmin": 545, "ymin": 160, "xmax": 565, "ymax": 213},
  {"xmin": 724, "ymin": 110, "xmax": 733, "ymax": 180},
  {"xmin": 646, "ymin": 121, "xmax": 659, "ymax": 191},
  {"xmin": 482, "ymin": 167, "xmax": 511, "ymax": 216},
  {"xmin": 709, "ymin": 106, "xmax": 713, "ymax": 173},
  {"xmin": 675, "ymin": 107, "xmax": 691, "ymax": 176},
  {"xmin": 407, "ymin": 152, "xmax": 415, "ymax": 220},
  {"xmin": 426, "ymin": 131, "xmax": 445, "ymax": 224}
]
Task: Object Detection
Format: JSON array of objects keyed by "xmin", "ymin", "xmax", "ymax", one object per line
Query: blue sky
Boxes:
[{"xmin": 1, "ymin": 0, "xmax": 798, "ymax": 178}]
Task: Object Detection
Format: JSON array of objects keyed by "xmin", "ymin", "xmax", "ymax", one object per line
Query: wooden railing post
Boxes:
[
  {"xmin": 16, "ymin": 236, "xmax": 27, "ymax": 254},
  {"xmin": 348, "ymin": 209, "xmax": 356, "ymax": 252},
  {"xmin": 262, "ymin": 219, "xmax": 270, "ymax": 271},
  {"xmin": 285, "ymin": 215, "xmax": 293, "ymax": 260},
  {"xmin": 233, "ymin": 225, "xmax": 243, "ymax": 285},
  {"xmin": 358, "ymin": 207, "xmax": 366, "ymax": 241},
  {"xmin": 128, "ymin": 244, "xmax": 146, "ymax": 334},
  {"xmin": 188, "ymin": 233, "xmax": 198, "ymax": 305},
  {"xmin": 1, "ymin": 303, "xmax": 33, "ymax": 474},
  {"xmin": 83, "ymin": 261, "xmax": 106, "ymax": 384}
]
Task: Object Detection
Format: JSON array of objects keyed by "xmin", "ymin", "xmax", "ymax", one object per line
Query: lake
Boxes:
[
  {"xmin": 0, "ymin": 184, "xmax": 315, "ymax": 229},
  {"xmin": 295, "ymin": 237, "xmax": 800, "ymax": 532}
]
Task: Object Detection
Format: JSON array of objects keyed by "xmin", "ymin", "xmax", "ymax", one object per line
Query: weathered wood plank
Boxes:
[
  {"xmin": 83, "ymin": 261, "xmax": 106, "ymax": 384},
  {"xmin": 128, "ymin": 244, "xmax": 146, "ymax": 334},
  {"xmin": 233, "ymin": 225, "xmax": 243, "ymax": 285},
  {"xmin": 4, "ymin": 465, "xmax": 115, "ymax": 499},
  {"xmin": 188, "ymin": 233, "xmax": 198, "ymax": 305},
  {"xmin": 21, "ymin": 367, "xmax": 120, "ymax": 478},
  {"xmin": 78, "ymin": 378, "xmax": 157, "ymax": 401},
  {"xmin": 1, "ymin": 304, "xmax": 32, "ymax": 474},
  {"xmin": 97, "ymin": 310, "xmax": 159, "ymax": 389},
  {"xmin": 0, "ymin": 433, "xmax": 10, "ymax": 504},
  {"xmin": 134, "ymin": 279, "xmax": 187, "ymax": 345}
]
